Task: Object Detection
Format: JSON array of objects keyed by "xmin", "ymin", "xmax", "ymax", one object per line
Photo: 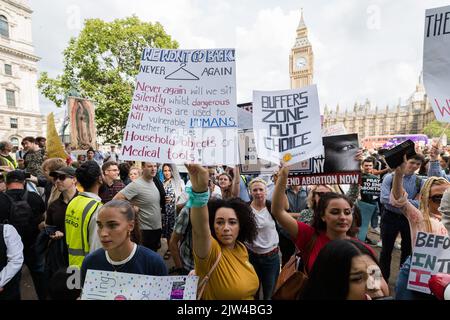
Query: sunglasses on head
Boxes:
[{"xmin": 429, "ymin": 194, "xmax": 443, "ymax": 204}]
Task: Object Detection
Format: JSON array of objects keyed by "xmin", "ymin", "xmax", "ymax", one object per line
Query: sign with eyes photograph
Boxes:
[
  {"xmin": 287, "ymin": 133, "xmax": 361, "ymax": 185},
  {"xmin": 240, "ymin": 132, "xmax": 361, "ymax": 185}
]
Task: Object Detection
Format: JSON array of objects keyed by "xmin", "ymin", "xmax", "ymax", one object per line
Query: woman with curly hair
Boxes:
[
  {"xmin": 186, "ymin": 164, "xmax": 259, "ymax": 300},
  {"xmin": 390, "ymin": 156, "xmax": 449, "ymax": 299}
]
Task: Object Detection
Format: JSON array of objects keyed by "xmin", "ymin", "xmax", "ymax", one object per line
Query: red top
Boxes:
[{"xmin": 294, "ymin": 221, "xmax": 376, "ymax": 273}]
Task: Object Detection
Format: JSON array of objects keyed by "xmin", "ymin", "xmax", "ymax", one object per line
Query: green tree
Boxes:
[
  {"xmin": 423, "ymin": 120, "xmax": 450, "ymax": 138},
  {"xmin": 38, "ymin": 16, "xmax": 178, "ymax": 143}
]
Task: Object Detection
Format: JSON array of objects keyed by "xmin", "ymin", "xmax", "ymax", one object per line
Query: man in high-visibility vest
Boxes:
[
  {"xmin": 65, "ymin": 160, "xmax": 103, "ymax": 268},
  {"xmin": 0, "ymin": 141, "xmax": 17, "ymax": 169}
]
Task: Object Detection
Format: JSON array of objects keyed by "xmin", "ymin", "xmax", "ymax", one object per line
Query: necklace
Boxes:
[{"xmin": 105, "ymin": 243, "xmax": 137, "ymax": 272}]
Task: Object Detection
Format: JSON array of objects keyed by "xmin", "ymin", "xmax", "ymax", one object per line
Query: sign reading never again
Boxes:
[{"xmin": 121, "ymin": 48, "xmax": 239, "ymax": 165}]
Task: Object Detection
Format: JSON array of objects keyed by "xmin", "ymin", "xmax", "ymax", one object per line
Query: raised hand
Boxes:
[
  {"xmin": 185, "ymin": 164, "xmax": 209, "ymax": 193},
  {"xmin": 277, "ymin": 163, "xmax": 290, "ymax": 188}
]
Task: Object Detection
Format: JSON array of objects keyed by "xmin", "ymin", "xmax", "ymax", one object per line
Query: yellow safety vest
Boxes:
[
  {"xmin": 65, "ymin": 195, "xmax": 102, "ymax": 268},
  {"xmin": 0, "ymin": 155, "xmax": 17, "ymax": 169}
]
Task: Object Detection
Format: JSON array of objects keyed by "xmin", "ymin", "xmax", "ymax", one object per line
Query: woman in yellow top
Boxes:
[{"xmin": 186, "ymin": 164, "xmax": 259, "ymax": 300}]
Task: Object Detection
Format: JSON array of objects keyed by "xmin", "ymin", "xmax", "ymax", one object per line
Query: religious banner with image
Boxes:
[{"xmin": 68, "ymin": 97, "xmax": 98, "ymax": 150}]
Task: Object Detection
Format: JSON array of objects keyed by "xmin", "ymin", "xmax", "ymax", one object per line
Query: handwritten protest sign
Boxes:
[
  {"xmin": 253, "ymin": 86, "xmax": 324, "ymax": 165},
  {"xmin": 361, "ymin": 176, "xmax": 381, "ymax": 197},
  {"xmin": 240, "ymin": 132, "xmax": 361, "ymax": 184},
  {"xmin": 121, "ymin": 48, "xmax": 238, "ymax": 165},
  {"xmin": 81, "ymin": 270, "xmax": 198, "ymax": 300},
  {"xmin": 407, "ymin": 232, "xmax": 450, "ymax": 294},
  {"xmin": 423, "ymin": 5, "xmax": 450, "ymax": 123}
]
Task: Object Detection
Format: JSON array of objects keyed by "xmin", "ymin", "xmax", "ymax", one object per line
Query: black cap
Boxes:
[
  {"xmin": 6, "ymin": 170, "xmax": 26, "ymax": 184},
  {"xmin": 50, "ymin": 166, "xmax": 77, "ymax": 178}
]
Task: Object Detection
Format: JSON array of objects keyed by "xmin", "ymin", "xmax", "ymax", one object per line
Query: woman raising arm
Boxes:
[{"xmin": 186, "ymin": 164, "xmax": 259, "ymax": 300}]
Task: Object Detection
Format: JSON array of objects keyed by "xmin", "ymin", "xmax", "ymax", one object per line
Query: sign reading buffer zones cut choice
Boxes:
[
  {"xmin": 253, "ymin": 86, "xmax": 324, "ymax": 166},
  {"xmin": 121, "ymin": 48, "xmax": 238, "ymax": 165}
]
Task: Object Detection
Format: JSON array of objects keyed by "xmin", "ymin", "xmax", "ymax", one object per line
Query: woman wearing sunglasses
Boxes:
[{"xmin": 390, "ymin": 156, "xmax": 449, "ymax": 299}]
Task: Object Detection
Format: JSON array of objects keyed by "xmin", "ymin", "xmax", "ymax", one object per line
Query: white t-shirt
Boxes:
[{"xmin": 246, "ymin": 206, "xmax": 279, "ymax": 254}]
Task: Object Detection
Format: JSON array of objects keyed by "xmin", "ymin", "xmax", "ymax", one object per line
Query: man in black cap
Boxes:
[{"xmin": 0, "ymin": 170, "xmax": 45, "ymax": 299}]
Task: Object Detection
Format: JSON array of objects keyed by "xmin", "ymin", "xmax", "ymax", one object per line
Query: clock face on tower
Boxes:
[{"xmin": 295, "ymin": 57, "xmax": 307, "ymax": 70}]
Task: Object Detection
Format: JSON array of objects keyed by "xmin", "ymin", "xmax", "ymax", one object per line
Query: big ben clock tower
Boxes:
[{"xmin": 290, "ymin": 9, "xmax": 314, "ymax": 88}]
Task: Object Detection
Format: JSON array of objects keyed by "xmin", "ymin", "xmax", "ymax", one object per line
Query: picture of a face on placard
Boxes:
[{"xmin": 323, "ymin": 134, "xmax": 360, "ymax": 172}]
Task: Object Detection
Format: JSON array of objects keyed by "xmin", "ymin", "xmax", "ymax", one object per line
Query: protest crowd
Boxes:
[
  {"xmin": 1, "ymin": 134, "xmax": 450, "ymax": 301},
  {"xmin": 1, "ymin": 4, "xmax": 450, "ymax": 302}
]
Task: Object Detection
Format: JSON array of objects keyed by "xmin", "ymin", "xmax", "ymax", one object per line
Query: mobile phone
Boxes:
[{"xmin": 24, "ymin": 172, "xmax": 31, "ymax": 178}]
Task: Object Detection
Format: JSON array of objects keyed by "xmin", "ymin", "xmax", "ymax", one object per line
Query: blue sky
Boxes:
[{"xmin": 30, "ymin": 0, "xmax": 450, "ymax": 116}]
